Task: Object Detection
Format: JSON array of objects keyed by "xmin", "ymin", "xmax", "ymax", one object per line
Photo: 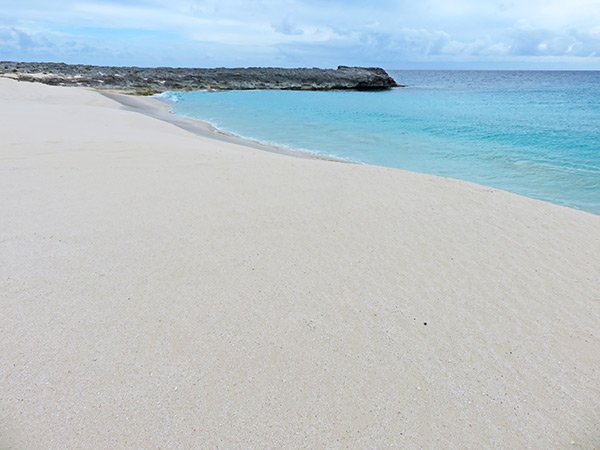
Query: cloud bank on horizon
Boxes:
[{"xmin": 1, "ymin": 0, "xmax": 600, "ymax": 69}]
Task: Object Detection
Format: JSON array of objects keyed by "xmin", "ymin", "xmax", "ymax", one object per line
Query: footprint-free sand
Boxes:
[{"xmin": 1, "ymin": 78, "xmax": 599, "ymax": 448}]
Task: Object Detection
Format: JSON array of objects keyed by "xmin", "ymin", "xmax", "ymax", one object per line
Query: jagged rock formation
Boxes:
[{"xmin": 0, "ymin": 62, "xmax": 399, "ymax": 94}]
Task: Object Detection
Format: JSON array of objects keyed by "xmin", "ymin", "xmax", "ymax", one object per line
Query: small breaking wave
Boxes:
[{"xmin": 153, "ymin": 91, "xmax": 180, "ymax": 103}]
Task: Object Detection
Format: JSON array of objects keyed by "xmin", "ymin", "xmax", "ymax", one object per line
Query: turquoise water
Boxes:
[{"xmin": 162, "ymin": 71, "xmax": 600, "ymax": 215}]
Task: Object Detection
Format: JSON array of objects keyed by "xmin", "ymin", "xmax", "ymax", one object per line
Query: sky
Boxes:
[{"xmin": 1, "ymin": 0, "xmax": 600, "ymax": 69}]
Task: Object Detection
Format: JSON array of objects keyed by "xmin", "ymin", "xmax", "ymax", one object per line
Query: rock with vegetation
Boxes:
[{"xmin": 0, "ymin": 62, "xmax": 400, "ymax": 94}]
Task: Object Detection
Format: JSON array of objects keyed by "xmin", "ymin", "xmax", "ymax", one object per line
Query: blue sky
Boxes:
[{"xmin": 1, "ymin": 0, "xmax": 600, "ymax": 69}]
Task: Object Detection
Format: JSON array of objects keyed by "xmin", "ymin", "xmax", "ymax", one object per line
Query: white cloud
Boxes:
[{"xmin": 0, "ymin": 0, "xmax": 599, "ymax": 67}]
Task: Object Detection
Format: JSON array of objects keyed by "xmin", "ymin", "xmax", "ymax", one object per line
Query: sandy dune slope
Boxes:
[{"xmin": 1, "ymin": 78, "xmax": 599, "ymax": 449}]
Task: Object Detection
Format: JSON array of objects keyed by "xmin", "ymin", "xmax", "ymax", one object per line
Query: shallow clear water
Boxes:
[{"xmin": 163, "ymin": 71, "xmax": 600, "ymax": 215}]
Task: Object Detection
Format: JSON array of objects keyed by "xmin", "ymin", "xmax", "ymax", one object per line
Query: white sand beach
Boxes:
[{"xmin": 1, "ymin": 77, "xmax": 599, "ymax": 448}]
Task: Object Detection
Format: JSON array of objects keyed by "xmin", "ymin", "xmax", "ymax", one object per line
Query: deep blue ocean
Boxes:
[{"xmin": 160, "ymin": 71, "xmax": 600, "ymax": 215}]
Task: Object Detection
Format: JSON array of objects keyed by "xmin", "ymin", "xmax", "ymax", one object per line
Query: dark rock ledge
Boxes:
[{"xmin": 0, "ymin": 62, "xmax": 400, "ymax": 94}]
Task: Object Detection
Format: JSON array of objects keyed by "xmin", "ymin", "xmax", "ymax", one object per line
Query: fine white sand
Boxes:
[{"xmin": 1, "ymin": 77, "xmax": 599, "ymax": 449}]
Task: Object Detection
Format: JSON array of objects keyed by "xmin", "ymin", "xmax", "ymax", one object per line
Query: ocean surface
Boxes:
[{"xmin": 160, "ymin": 71, "xmax": 600, "ymax": 215}]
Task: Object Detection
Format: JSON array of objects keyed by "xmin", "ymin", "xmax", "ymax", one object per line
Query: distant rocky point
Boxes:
[{"xmin": 0, "ymin": 62, "xmax": 400, "ymax": 94}]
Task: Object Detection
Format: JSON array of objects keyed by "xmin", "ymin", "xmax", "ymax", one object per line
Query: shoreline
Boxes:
[
  {"xmin": 2, "ymin": 78, "xmax": 600, "ymax": 448},
  {"xmin": 98, "ymin": 89, "xmax": 350, "ymax": 163},
  {"xmin": 102, "ymin": 88, "xmax": 599, "ymax": 218}
]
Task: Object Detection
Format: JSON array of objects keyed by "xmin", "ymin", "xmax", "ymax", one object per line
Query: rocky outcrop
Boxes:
[{"xmin": 0, "ymin": 62, "xmax": 400, "ymax": 93}]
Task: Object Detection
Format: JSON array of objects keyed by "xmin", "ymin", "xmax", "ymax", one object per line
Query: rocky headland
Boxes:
[{"xmin": 0, "ymin": 62, "xmax": 399, "ymax": 94}]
